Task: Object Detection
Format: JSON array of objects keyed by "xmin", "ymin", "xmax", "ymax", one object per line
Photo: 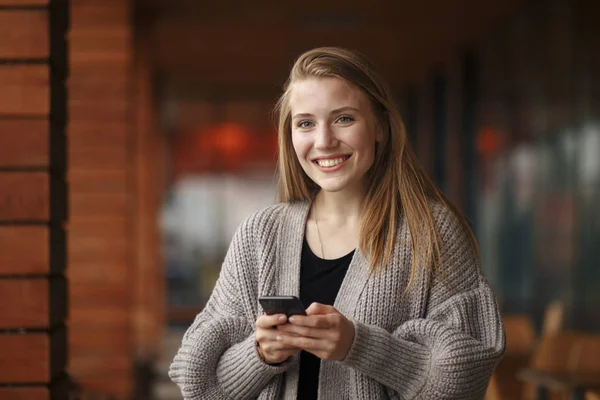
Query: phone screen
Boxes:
[{"xmin": 258, "ymin": 295, "xmax": 307, "ymax": 317}]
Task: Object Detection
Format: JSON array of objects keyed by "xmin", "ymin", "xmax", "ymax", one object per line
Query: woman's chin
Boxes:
[{"xmin": 315, "ymin": 178, "xmax": 359, "ymax": 194}]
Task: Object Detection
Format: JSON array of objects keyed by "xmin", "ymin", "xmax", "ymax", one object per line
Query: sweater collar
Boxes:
[{"xmin": 277, "ymin": 200, "xmax": 372, "ymax": 317}]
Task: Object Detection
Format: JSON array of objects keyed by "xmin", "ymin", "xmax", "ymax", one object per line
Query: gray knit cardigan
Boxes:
[{"xmin": 169, "ymin": 201, "xmax": 505, "ymax": 399}]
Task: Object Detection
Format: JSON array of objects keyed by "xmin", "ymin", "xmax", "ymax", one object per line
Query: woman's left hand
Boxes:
[{"xmin": 275, "ymin": 302, "xmax": 355, "ymax": 361}]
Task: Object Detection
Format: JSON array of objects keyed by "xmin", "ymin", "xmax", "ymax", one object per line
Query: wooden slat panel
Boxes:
[
  {"xmin": 70, "ymin": 282, "xmax": 129, "ymax": 306},
  {"xmin": 68, "ymin": 245, "xmax": 127, "ymax": 264},
  {"xmin": 68, "ymin": 147, "xmax": 128, "ymax": 169},
  {"xmin": 68, "ymin": 122, "xmax": 127, "ymax": 147},
  {"xmin": 68, "ymin": 63, "xmax": 128, "ymax": 86},
  {"xmin": 69, "ymin": 327, "xmax": 129, "ymax": 354},
  {"xmin": 70, "ymin": 28, "xmax": 131, "ymax": 54},
  {"xmin": 0, "ymin": 0, "xmax": 48, "ymax": 4},
  {"xmin": 68, "ymin": 79, "xmax": 129, "ymax": 99},
  {"xmin": 0, "ymin": 333, "xmax": 48, "ymax": 383},
  {"xmin": 0, "ymin": 66, "xmax": 49, "ymax": 116},
  {"xmin": 69, "ymin": 193, "xmax": 129, "ymax": 217},
  {"xmin": 75, "ymin": 377, "xmax": 132, "ymax": 399},
  {"xmin": 67, "ymin": 217, "xmax": 128, "ymax": 239},
  {"xmin": 71, "ymin": 4, "xmax": 129, "ymax": 29},
  {"xmin": 0, "ymin": 279, "xmax": 64, "ymax": 329},
  {"xmin": 134, "ymin": 309, "xmax": 162, "ymax": 353},
  {"xmin": 69, "ymin": 306, "xmax": 129, "ymax": 329},
  {"xmin": 0, "ymin": 172, "xmax": 49, "ymax": 221},
  {"xmin": 0, "ymin": 120, "xmax": 48, "ymax": 167},
  {"xmin": 69, "ymin": 354, "xmax": 131, "ymax": 377},
  {"xmin": 0, "ymin": 387, "xmax": 49, "ymax": 400},
  {"xmin": 68, "ymin": 170, "xmax": 128, "ymax": 193},
  {"xmin": 0, "ymin": 226, "xmax": 48, "ymax": 275},
  {"xmin": 68, "ymin": 99, "xmax": 129, "ymax": 121},
  {"xmin": 68, "ymin": 262, "xmax": 129, "ymax": 283},
  {"xmin": 68, "ymin": 249, "xmax": 128, "ymax": 265},
  {"xmin": 0, "ymin": 279, "xmax": 47, "ymax": 328},
  {"xmin": 0, "ymin": 329, "xmax": 65, "ymax": 384},
  {"xmin": 68, "ymin": 219, "xmax": 128, "ymax": 265},
  {"xmin": 70, "ymin": 49, "xmax": 130, "ymax": 66},
  {"xmin": 0, "ymin": 10, "xmax": 48, "ymax": 59}
]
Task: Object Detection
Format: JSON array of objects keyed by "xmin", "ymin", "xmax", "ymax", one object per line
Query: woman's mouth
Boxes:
[{"xmin": 312, "ymin": 155, "xmax": 351, "ymax": 171}]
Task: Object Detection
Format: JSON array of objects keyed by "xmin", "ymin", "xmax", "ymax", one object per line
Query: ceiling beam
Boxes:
[{"xmin": 147, "ymin": 0, "xmax": 526, "ymax": 87}]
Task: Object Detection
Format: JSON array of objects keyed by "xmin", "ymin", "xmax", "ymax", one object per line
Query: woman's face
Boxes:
[{"xmin": 289, "ymin": 77, "xmax": 381, "ymax": 195}]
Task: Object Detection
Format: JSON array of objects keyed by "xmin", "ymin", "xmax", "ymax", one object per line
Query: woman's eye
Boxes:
[
  {"xmin": 298, "ymin": 121, "xmax": 313, "ymax": 128},
  {"xmin": 337, "ymin": 116, "xmax": 354, "ymax": 123}
]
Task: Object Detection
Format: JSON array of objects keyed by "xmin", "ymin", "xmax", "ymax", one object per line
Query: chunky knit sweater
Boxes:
[{"xmin": 169, "ymin": 201, "xmax": 505, "ymax": 399}]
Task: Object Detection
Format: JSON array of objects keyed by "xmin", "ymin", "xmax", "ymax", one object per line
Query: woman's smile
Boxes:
[{"xmin": 312, "ymin": 154, "xmax": 351, "ymax": 171}]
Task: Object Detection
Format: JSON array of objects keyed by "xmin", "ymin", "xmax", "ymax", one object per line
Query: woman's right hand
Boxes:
[{"xmin": 255, "ymin": 314, "xmax": 301, "ymax": 364}]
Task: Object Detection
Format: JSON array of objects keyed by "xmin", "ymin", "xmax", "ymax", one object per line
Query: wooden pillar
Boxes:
[
  {"xmin": 0, "ymin": 0, "xmax": 68, "ymax": 398},
  {"xmin": 432, "ymin": 71, "xmax": 448, "ymax": 192},
  {"xmin": 133, "ymin": 18, "xmax": 166, "ymax": 362},
  {"xmin": 416, "ymin": 79, "xmax": 434, "ymax": 174},
  {"xmin": 68, "ymin": 0, "xmax": 135, "ymax": 397},
  {"xmin": 445, "ymin": 56, "xmax": 465, "ymax": 211},
  {"xmin": 461, "ymin": 51, "xmax": 479, "ymax": 229}
]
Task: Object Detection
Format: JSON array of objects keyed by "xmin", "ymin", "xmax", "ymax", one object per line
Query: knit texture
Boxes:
[{"xmin": 169, "ymin": 201, "xmax": 505, "ymax": 399}]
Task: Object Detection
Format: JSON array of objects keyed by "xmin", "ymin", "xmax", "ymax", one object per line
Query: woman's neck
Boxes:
[{"xmin": 313, "ymin": 188, "xmax": 364, "ymax": 225}]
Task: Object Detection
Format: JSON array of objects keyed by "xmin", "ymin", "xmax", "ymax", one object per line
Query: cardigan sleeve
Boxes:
[
  {"xmin": 341, "ymin": 277, "xmax": 504, "ymax": 399},
  {"xmin": 168, "ymin": 216, "xmax": 290, "ymax": 400},
  {"xmin": 340, "ymin": 206, "xmax": 505, "ymax": 399}
]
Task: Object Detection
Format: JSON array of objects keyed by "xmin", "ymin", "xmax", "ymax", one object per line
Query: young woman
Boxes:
[{"xmin": 169, "ymin": 47, "xmax": 505, "ymax": 399}]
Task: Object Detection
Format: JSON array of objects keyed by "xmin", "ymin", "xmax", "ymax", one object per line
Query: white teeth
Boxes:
[{"xmin": 316, "ymin": 157, "xmax": 347, "ymax": 167}]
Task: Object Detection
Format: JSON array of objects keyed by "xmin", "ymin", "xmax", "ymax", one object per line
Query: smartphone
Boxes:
[{"xmin": 258, "ymin": 295, "xmax": 307, "ymax": 317}]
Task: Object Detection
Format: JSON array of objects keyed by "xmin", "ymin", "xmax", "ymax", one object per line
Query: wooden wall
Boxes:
[
  {"xmin": 67, "ymin": 2, "xmax": 166, "ymax": 398},
  {"xmin": 0, "ymin": 0, "xmax": 69, "ymax": 398},
  {"xmin": 67, "ymin": 0, "xmax": 134, "ymax": 397}
]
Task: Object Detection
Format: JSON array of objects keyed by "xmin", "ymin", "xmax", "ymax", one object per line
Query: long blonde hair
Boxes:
[{"xmin": 274, "ymin": 47, "xmax": 478, "ymax": 288}]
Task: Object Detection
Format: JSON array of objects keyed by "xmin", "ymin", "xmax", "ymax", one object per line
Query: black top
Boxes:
[{"xmin": 297, "ymin": 238, "xmax": 354, "ymax": 400}]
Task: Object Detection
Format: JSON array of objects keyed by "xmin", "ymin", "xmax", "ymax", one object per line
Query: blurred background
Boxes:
[{"xmin": 0, "ymin": 0, "xmax": 598, "ymax": 399}]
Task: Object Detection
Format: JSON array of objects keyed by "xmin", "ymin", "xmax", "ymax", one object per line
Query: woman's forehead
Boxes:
[{"xmin": 289, "ymin": 77, "xmax": 367, "ymax": 114}]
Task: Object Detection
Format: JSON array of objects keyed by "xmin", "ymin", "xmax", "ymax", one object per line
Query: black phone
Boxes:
[{"xmin": 258, "ymin": 295, "xmax": 307, "ymax": 317}]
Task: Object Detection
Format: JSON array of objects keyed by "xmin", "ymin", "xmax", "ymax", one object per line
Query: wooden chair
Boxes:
[
  {"xmin": 486, "ymin": 373, "xmax": 502, "ymax": 400},
  {"xmin": 541, "ymin": 300, "xmax": 564, "ymax": 337},
  {"xmin": 505, "ymin": 314, "xmax": 537, "ymax": 354},
  {"xmin": 519, "ymin": 332, "xmax": 600, "ymax": 400},
  {"xmin": 486, "ymin": 314, "xmax": 536, "ymax": 400},
  {"xmin": 585, "ymin": 391, "xmax": 600, "ymax": 400}
]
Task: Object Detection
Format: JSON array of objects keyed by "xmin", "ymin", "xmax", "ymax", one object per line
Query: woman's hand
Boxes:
[
  {"xmin": 255, "ymin": 314, "xmax": 301, "ymax": 364},
  {"xmin": 275, "ymin": 303, "xmax": 355, "ymax": 361}
]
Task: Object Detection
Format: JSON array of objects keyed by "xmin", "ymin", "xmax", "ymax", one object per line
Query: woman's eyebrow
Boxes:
[
  {"xmin": 292, "ymin": 106, "xmax": 360, "ymax": 120},
  {"xmin": 292, "ymin": 112, "xmax": 314, "ymax": 119},
  {"xmin": 330, "ymin": 106, "xmax": 359, "ymax": 115}
]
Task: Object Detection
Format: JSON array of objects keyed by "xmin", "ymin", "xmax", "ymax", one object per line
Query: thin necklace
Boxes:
[{"xmin": 314, "ymin": 202, "xmax": 325, "ymax": 259}]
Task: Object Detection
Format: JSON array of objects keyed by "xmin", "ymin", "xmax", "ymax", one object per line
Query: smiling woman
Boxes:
[{"xmin": 169, "ymin": 47, "xmax": 505, "ymax": 400}]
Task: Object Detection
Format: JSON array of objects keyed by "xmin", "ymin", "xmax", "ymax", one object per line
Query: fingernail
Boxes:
[
  {"xmin": 278, "ymin": 315, "xmax": 286, "ymax": 321},
  {"xmin": 276, "ymin": 335, "xmax": 282, "ymax": 341},
  {"xmin": 289, "ymin": 317, "xmax": 296, "ymax": 323}
]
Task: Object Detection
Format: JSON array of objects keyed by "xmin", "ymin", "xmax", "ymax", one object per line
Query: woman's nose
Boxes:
[{"xmin": 314, "ymin": 125, "xmax": 338, "ymax": 149}]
